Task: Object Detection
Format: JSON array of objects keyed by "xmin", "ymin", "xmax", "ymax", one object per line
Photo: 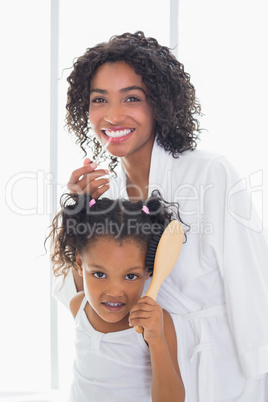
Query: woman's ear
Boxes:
[{"xmin": 75, "ymin": 251, "xmax": 83, "ymax": 277}]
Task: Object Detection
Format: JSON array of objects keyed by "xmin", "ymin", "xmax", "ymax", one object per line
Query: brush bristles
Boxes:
[{"xmin": 145, "ymin": 227, "xmax": 165, "ymax": 275}]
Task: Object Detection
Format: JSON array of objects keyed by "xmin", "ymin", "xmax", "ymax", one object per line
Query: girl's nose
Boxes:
[
  {"xmin": 104, "ymin": 103, "xmax": 124, "ymax": 125},
  {"xmin": 105, "ymin": 283, "xmax": 125, "ymax": 298}
]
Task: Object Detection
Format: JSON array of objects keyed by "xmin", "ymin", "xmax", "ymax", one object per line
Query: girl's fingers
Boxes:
[
  {"xmin": 129, "ymin": 310, "xmax": 152, "ymax": 322},
  {"xmin": 129, "ymin": 298, "xmax": 162, "ymax": 324},
  {"xmin": 136, "ymin": 296, "xmax": 157, "ymax": 305},
  {"xmin": 131, "ymin": 297, "xmax": 158, "ymax": 313},
  {"xmin": 129, "ymin": 310, "xmax": 163, "ymax": 332},
  {"xmin": 130, "ymin": 305, "xmax": 160, "ymax": 320}
]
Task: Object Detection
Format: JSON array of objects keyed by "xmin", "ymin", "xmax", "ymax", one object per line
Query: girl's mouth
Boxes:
[
  {"xmin": 101, "ymin": 128, "xmax": 135, "ymax": 143},
  {"xmin": 102, "ymin": 301, "xmax": 126, "ymax": 312}
]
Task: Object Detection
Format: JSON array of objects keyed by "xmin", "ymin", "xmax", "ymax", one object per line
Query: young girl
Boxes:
[
  {"xmin": 50, "ymin": 191, "xmax": 185, "ymax": 402},
  {"xmin": 54, "ymin": 32, "xmax": 268, "ymax": 401}
]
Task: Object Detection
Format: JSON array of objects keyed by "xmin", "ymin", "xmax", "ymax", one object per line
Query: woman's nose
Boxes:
[{"xmin": 104, "ymin": 103, "xmax": 124, "ymax": 125}]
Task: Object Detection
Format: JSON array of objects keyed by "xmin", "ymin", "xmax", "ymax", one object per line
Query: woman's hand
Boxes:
[
  {"xmin": 129, "ymin": 296, "xmax": 165, "ymax": 345},
  {"xmin": 67, "ymin": 158, "xmax": 110, "ymax": 199}
]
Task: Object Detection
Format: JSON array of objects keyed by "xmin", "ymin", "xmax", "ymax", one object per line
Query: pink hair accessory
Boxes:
[
  {"xmin": 142, "ymin": 205, "xmax": 149, "ymax": 214},
  {"xmin": 89, "ymin": 199, "xmax": 96, "ymax": 208}
]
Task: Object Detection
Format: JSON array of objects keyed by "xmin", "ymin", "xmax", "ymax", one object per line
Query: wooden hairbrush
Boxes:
[{"xmin": 135, "ymin": 220, "xmax": 184, "ymax": 333}]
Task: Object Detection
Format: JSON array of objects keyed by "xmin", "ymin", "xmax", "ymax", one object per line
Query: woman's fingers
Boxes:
[
  {"xmin": 87, "ymin": 183, "xmax": 110, "ymax": 200},
  {"xmin": 67, "ymin": 163, "xmax": 110, "ymax": 195},
  {"xmin": 83, "ymin": 158, "xmax": 92, "ymax": 166},
  {"xmin": 67, "ymin": 163, "xmax": 97, "ymax": 190},
  {"xmin": 79, "ymin": 169, "xmax": 109, "ymax": 188}
]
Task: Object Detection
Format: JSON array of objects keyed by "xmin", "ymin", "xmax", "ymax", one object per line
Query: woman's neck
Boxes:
[{"xmin": 121, "ymin": 142, "xmax": 153, "ymax": 201}]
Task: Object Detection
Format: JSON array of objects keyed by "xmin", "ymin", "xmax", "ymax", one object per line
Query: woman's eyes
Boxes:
[
  {"xmin": 91, "ymin": 97, "xmax": 106, "ymax": 103},
  {"xmin": 125, "ymin": 96, "xmax": 140, "ymax": 102},
  {"xmin": 90, "ymin": 96, "xmax": 141, "ymax": 104}
]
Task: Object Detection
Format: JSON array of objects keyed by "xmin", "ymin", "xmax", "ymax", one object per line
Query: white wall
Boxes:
[
  {"xmin": 179, "ymin": 0, "xmax": 268, "ymax": 228},
  {"xmin": 1, "ymin": 0, "xmax": 51, "ymax": 394}
]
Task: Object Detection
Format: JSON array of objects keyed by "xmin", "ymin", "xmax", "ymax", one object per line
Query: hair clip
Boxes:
[
  {"xmin": 89, "ymin": 199, "xmax": 96, "ymax": 208},
  {"xmin": 142, "ymin": 205, "xmax": 149, "ymax": 214}
]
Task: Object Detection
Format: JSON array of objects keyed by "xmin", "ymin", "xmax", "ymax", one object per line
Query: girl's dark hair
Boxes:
[
  {"xmin": 48, "ymin": 190, "xmax": 184, "ymax": 278},
  {"xmin": 66, "ymin": 31, "xmax": 202, "ymax": 173}
]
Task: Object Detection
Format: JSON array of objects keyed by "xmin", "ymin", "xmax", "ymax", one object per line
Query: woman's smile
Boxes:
[{"xmin": 101, "ymin": 127, "xmax": 135, "ymax": 142}]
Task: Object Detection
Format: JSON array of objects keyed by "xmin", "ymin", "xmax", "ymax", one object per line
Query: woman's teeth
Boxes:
[
  {"xmin": 105, "ymin": 302, "xmax": 124, "ymax": 307},
  {"xmin": 103, "ymin": 129, "xmax": 134, "ymax": 138}
]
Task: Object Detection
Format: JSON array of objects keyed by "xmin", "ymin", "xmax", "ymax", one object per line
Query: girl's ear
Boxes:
[
  {"xmin": 145, "ymin": 270, "xmax": 151, "ymax": 280},
  {"xmin": 75, "ymin": 251, "xmax": 83, "ymax": 277}
]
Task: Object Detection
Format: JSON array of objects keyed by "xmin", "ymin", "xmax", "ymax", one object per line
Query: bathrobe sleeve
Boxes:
[
  {"xmin": 52, "ymin": 269, "xmax": 77, "ymax": 309},
  {"xmin": 201, "ymin": 156, "xmax": 268, "ymax": 379}
]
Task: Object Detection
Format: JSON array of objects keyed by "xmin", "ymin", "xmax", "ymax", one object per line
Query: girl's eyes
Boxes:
[
  {"xmin": 125, "ymin": 274, "xmax": 138, "ymax": 281},
  {"xmin": 93, "ymin": 272, "xmax": 106, "ymax": 279},
  {"xmin": 92, "ymin": 272, "xmax": 138, "ymax": 280}
]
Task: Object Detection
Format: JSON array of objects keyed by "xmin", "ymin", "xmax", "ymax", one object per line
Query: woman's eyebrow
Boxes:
[
  {"xmin": 89, "ymin": 88, "xmax": 107, "ymax": 94},
  {"xmin": 120, "ymin": 85, "xmax": 147, "ymax": 95},
  {"xmin": 89, "ymin": 86, "xmax": 147, "ymax": 95}
]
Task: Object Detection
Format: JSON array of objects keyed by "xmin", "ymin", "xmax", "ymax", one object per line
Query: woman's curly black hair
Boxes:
[
  {"xmin": 66, "ymin": 31, "xmax": 202, "ymax": 173},
  {"xmin": 47, "ymin": 190, "xmax": 185, "ymax": 279}
]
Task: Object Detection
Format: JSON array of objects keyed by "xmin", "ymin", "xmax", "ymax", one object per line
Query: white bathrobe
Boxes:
[{"xmin": 54, "ymin": 139, "xmax": 268, "ymax": 401}]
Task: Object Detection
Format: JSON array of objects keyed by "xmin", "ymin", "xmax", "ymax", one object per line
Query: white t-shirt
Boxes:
[{"xmin": 69, "ymin": 297, "xmax": 152, "ymax": 402}]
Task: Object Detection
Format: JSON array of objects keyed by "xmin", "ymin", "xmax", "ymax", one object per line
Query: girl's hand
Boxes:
[
  {"xmin": 130, "ymin": 297, "xmax": 185, "ymax": 401},
  {"xmin": 129, "ymin": 296, "xmax": 165, "ymax": 345},
  {"xmin": 67, "ymin": 158, "xmax": 110, "ymax": 199}
]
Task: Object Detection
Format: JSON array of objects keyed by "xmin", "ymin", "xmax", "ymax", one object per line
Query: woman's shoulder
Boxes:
[
  {"xmin": 154, "ymin": 139, "xmax": 228, "ymax": 167},
  {"xmin": 171, "ymin": 147, "xmax": 237, "ymax": 178},
  {"xmin": 178, "ymin": 148, "xmax": 227, "ymax": 165}
]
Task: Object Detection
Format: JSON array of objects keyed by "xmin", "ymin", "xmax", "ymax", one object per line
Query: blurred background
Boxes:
[{"xmin": 1, "ymin": 0, "xmax": 267, "ymax": 400}]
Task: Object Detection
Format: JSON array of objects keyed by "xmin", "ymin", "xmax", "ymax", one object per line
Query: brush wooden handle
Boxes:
[{"xmin": 135, "ymin": 220, "xmax": 184, "ymax": 333}]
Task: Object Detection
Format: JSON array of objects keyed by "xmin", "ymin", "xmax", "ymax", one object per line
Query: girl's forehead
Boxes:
[
  {"xmin": 82, "ymin": 237, "xmax": 147, "ymax": 270},
  {"xmin": 85, "ymin": 236, "xmax": 145, "ymax": 252}
]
